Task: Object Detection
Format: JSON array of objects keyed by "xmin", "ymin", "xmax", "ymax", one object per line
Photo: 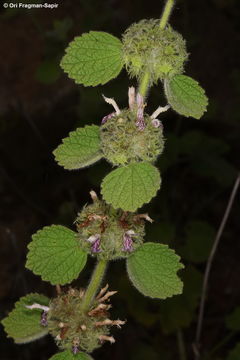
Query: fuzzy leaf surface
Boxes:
[
  {"xmin": 127, "ymin": 243, "xmax": 184, "ymax": 299},
  {"xmin": 49, "ymin": 350, "xmax": 93, "ymax": 360},
  {"xmin": 2, "ymin": 293, "xmax": 49, "ymax": 344},
  {"xmin": 61, "ymin": 31, "xmax": 123, "ymax": 86},
  {"xmin": 53, "ymin": 125, "xmax": 102, "ymax": 170},
  {"xmin": 26, "ymin": 225, "xmax": 87, "ymax": 285},
  {"xmin": 164, "ymin": 74, "xmax": 208, "ymax": 119},
  {"xmin": 101, "ymin": 162, "xmax": 161, "ymax": 211}
]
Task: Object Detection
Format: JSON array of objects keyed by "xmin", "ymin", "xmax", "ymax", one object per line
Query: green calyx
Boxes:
[
  {"xmin": 47, "ymin": 288, "xmax": 120, "ymax": 353},
  {"xmin": 76, "ymin": 197, "xmax": 145, "ymax": 260},
  {"xmin": 122, "ymin": 19, "xmax": 188, "ymax": 83},
  {"xmin": 100, "ymin": 109, "xmax": 164, "ymax": 166}
]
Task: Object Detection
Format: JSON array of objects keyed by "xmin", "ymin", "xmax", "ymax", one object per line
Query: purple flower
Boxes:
[
  {"xmin": 92, "ymin": 237, "xmax": 101, "ymax": 253},
  {"xmin": 136, "ymin": 93, "xmax": 146, "ymax": 130},
  {"xmin": 122, "ymin": 230, "xmax": 135, "ymax": 252},
  {"xmin": 136, "ymin": 115, "xmax": 146, "ymax": 131},
  {"xmin": 136, "ymin": 93, "xmax": 144, "ymax": 109},
  {"xmin": 101, "ymin": 112, "xmax": 115, "ymax": 124},
  {"xmin": 151, "ymin": 119, "xmax": 162, "ymax": 128},
  {"xmin": 40, "ymin": 311, "xmax": 48, "ymax": 327},
  {"xmin": 72, "ymin": 345, "xmax": 79, "ymax": 354},
  {"xmin": 87, "ymin": 234, "xmax": 101, "ymax": 253}
]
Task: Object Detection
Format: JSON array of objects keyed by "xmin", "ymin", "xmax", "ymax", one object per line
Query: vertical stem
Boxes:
[
  {"xmin": 81, "ymin": 259, "xmax": 108, "ymax": 312},
  {"xmin": 138, "ymin": 72, "xmax": 150, "ymax": 98},
  {"xmin": 138, "ymin": 0, "xmax": 176, "ymax": 99},
  {"xmin": 159, "ymin": 0, "xmax": 175, "ymax": 30},
  {"xmin": 177, "ymin": 329, "xmax": 187, "ymax": 360},
  {"xmin": 194, "ymin": 174, "xmax": 240, "ymax": 359}
]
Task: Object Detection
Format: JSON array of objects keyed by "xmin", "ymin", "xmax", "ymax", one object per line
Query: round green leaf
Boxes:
[
  {"xmin": 101, "ymin": 162, "xmax": 161, "ymax": 212},
  {"xmin": 2, "ymin": 293, "xmax": 49, "ymax": 344},
  {"xmin": 61, "ymin": 31, "xmax": 123, "ymax": 86},
  {"xmin": 164, "ymin": 74, "xmax": 208, "ymax": 119},
  {"xmin": 127, "ymin": 242, "xmax": 184, "ymax": 299},
  {"xmin": 53, "ymin": 125, "xmax": 102, "ymax": 170},
  {"xmin": 26, "ymin": 225, "xmax": 87, "ymax": 285},
  {"xmin": 49, "ymin": 350, "xmax": 93, "ymax": 360}
]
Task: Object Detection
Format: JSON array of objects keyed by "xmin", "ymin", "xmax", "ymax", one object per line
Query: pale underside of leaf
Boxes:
[
  {"xmin": 127, "ymin": 242, "xmax": 184, "ymax": 299},
  {"xmin": 101, "ymin": 162, "xmax": 161, "ymax": 212},
  {"xmin": 2, "ymin": 293, "xmax": 49, "ymax": 344},
  {"xmin": 53, "ymin": 125, "xmax": 102, "ymax": 170},
  {"xmin": 61, "ymin": 31, "xmax": 123, "ymax": 86},
  {"xmin": 164, "ymin": 74, "xmax": 208, "ymax": 119},
  {"xmin": 26, "ymin": 225, "xmax": 87, "ymax": 285}
]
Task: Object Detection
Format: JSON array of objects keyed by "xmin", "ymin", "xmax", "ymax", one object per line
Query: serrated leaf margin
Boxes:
[
  {"xmin": 53, "ymin": 125, "xmax": 102, "ymax": 170},
  {"xmin": 126, "ymin": 242, "xmax": 184, "ymax": 299},
  {"xmin": 26, "ymin": 225, "xmax": 87, "ymax": 285},
  {"xmin": 164, "ymin": 74, "xmax": 208, "ymax": 119},
  {"xmin": 2, "ymin": 293, "xmax": 49, "ymax": 344},
  {"xmin": 60, "ymin": 31, "xmax": 124, "ymax": 86},
  {"xmin": 101, "ymin": 162, "xmax": 161, "ymax": 211}
]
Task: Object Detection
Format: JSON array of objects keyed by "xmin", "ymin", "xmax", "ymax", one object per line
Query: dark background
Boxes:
[{"xmin": 0, "ymin": 0, "xmax": 240, "ymax": 359}]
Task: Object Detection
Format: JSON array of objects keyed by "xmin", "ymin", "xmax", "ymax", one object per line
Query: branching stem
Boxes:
[
  {"xmin": 159, "ymin": 0, "xmax": 175, "ymax": 30},
  {"xmin": 81, "ymin": 259, "xmax": 108, "ymax": 312}
]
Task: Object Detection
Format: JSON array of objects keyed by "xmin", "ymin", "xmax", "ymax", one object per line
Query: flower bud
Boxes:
[{"xmin": 122, "ymin": 19, "xmax": 188, "ymax": 84}]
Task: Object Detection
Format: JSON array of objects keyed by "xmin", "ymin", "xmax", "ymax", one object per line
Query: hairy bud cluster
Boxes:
[
  {"xmin": 101, "ymin": 108, "xmax": 164, "ymax": 166},
  {"xmin": 122, "ymin": 19, "xmax": 188, "ymax": 83},
  {"xmin": 75, "ymin": 196, "xmax": 146, "ymax": 260},
  {"xmin": 47, "ymin": 286, "xmax": 124, "ymax": 354}
]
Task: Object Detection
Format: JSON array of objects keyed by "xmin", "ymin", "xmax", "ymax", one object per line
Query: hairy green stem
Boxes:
[
  {"xmin": 159, "ymin": 0, "xmax": 175, "ymax": 30},
  {"xmin": 81, "ymin": 259, "xmax": 108, "ymax": 312},
  {"xmin": 138, "ymin": 72, "xmax": 151, "ymax": 98},
  {"xmin": 138, "ymin": 0, "xmax": 176, "ymax": 98}
]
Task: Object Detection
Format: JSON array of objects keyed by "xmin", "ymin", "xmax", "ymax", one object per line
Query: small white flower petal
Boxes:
[
  {"xmin": 128, "ymin": 87, "xmax": 136, "ymax": 110},
  {"xmin": 151, "ymin": 105, "xmax": 170, "ymax": 119},
  {"xmin": 102, "ymin": 95, "xmax": 120, "ymax": 114}
]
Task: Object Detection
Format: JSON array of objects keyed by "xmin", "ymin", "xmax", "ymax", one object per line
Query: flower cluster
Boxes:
[
  {"xmin": 28, "ymin": 286, "xmax": 125, "ymax": 354},
  {"xmin": 76, "ymin": 191, "xmax": 151, "ymax": 260},
  {"xmin": 122, "ymin": 19, "xmax": 188, "ymax": 83},
  {"xmin": 100, "ymin": 87, "xmax": 169, "ymax": 166}
]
